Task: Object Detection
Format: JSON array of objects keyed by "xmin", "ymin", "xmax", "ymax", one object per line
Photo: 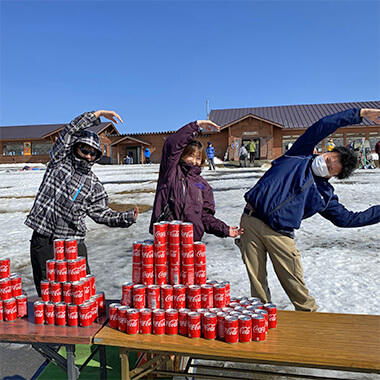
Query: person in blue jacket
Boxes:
[
  {"xmin": 237, "ymin": 108, "xmax": 380, "ymax": 312},
  {"xmin": 144, "ymin": 147, "xmax": 151, "ymax": 164},
  {"xmin": 206, "ymin": 142, "xmax": 216, "ymax": 170}
]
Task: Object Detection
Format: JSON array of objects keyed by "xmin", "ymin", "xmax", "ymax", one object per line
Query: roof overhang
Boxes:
[
  {"xmin": 110, "ymin": 135, "xmax": 151, "ymax": 146},
  {"xmin": 219, "ymin": 113, "xmax": 283, "ymax": 130}
]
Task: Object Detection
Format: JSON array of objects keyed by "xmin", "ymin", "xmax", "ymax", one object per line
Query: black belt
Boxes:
[{"xmin": 243, "ymin": 207, "xmax": 256, "ymax": 217}]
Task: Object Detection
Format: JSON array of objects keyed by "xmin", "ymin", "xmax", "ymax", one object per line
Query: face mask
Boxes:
[{"xmin": 311, "ymin": 155, "xmax": 329, "ymax": 177}]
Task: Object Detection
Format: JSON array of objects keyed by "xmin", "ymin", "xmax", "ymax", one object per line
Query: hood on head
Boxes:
[{"xmin": 72, "ymin": 130, "xmax": 102, "ymax": 163}]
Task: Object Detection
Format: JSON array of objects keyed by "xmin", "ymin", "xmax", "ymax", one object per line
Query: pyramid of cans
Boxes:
[
  {"xmin": 0, "ymin": 258, "xmax": 28, "ymax": 322},
  {"xmin": 33, "ymin": 239, "xmax": 105, "ymax": 327},
  {"xmin": 109, "ymin": 221, "xmax": 277, "ymax": 344}
]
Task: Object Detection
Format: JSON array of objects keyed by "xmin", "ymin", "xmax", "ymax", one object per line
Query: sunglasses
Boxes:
[{"xmin": 79, "ymin": 146, "xmax": 97, "ymax": 157}]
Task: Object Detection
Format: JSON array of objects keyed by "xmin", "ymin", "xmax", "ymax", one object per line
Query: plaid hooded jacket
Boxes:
[{"xmin": 25, "ymin": 111, "xmax": 135, "ymax": 243}]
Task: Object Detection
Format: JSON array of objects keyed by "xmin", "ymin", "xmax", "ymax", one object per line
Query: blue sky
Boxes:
[{"xmin": 1, "ymin": 0, "xmax": 379, "ymax": 134}]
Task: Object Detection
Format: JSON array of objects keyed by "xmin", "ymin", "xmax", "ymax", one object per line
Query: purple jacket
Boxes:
[{"xmin": 149, "ymin": 122, "xmax": 230, "ymax": 241}]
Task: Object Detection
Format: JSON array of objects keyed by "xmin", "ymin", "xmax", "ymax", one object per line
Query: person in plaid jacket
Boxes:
[{"xmin": 25, "ymin": 110, "xmax": 138, "ymax": 295}]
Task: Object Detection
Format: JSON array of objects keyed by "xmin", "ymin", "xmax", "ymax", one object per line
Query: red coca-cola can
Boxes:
[
  {"xmin": 193, "ymin": 242, "xmax": 206, "ymax": 265},
  {"xmin": 168, "ymin": 221, "xmax": 180, "ymax": 245},
  {"xmin": 77, "ymin": 257, "xmax": 87, "ymax": 280},
  {"xmin": 181, "ymin": 264, "xmax": 194, "ymax": 286},
  {"xmin": 79, "ymin": 302, "xmax": 93, "ymax": 327},
  {"xmin": 180, "ymin": 222, "xmax": 193, "ymax": 245},
  {"xmin": 155, "ymin": 264, "xmax": 168, "ymax": 286},
  {"xmin": 55, "ymin": 302, "xmax": 67, "ymax": 326},
  {"xmin": 169, "ymin": 263, "xmax": 180, "ymax": 285},
  {"xmin": 238, "ymin": 315, "xmax": 252, "ymax": 343},
  {"xmin": 165, "ymin": 309, "xmax": 178, "ymax": 335},
  {"xmin": 141, "ymin": 243, "xmax": 154, "ymax": 266},
  {"xmin": 62, "ymin": 282, "xmax": 72, "ymax": 304},
  {"xmin": 67, "ymin": 260, "xmax": 80, "ymax": 282},
  {"xmin": 50, "ymin": 281, "xmax": 62, "ymax": 303},
  {"xmin": 213, "ymin": 284, "xmax": 226, "ymax": 309},
  {"xmin": 210, "ymin": 307, "xmax": 222, "ymax": 313},
  {"xmin": 10, "ymin": 274, "xmax": 22, "ymax": 298},
  {"xmin": 85, "ymin": 274, "xmax": 96, "ymax": 296},
  {"xmin": 71, "ymin": 281, "xmax": 84, "ymax": 305},
  {"xmin": 224, "ymin": 315, "xmax": 239, "ymax": 344},
  {"xmin": 126, "ymin": 308, "xmax": 139, "ymax": 334},
  {"xmin": 234, "ymin": 306, "xmax": 246, "ymax": 313},
  {"xmin": 252, "ymin": 313, "xmax": 266, "ymax": 341},
  {"xmin": 118, "ymin": 306, "xmax": 129, "ymax": 332},
  {"xmin": 178, "ymin": 308, "xmax": 190, "ymax": 335},
  {"xmin": 40, "ymin": 280, "xmax": 50, "ymax": 302},
  {"xmin": 240, "ymin": 300, "xmax": 251, "ymax": 308},
  {"xmin": 139, "ymin": 308, "xmax": 152, "ymax": 334},
  {"xmin": 160, "ymin": 284, "xmax": 173, "ymax": 309},
  {"xmin": 203, "ymin": 312, "xmax": 217, "ymax": 340},
  {"xmin": 16, "ymin": 295, "xmax": 27, "ymax": 318},
  {"xmin": 3, "ymin": 298, "xmax": 17, "ymax": 321},
  {"xmin": 132, "ymin": 241, "xmax": 143, "ymax": 264},
  {"xmin": 187, "ymin": 285, "xmax": 201, "ymax": 310},
  {"xmin": 152, "ymin": 309, "xmax": 166, "ymax": 335},
  {"xmin": 256, "ymin": 309, "xmax": 268, "ymax": 334},
  {"xmin": 154, "ymin": 244, "xmax": 167, "ymax": 265},
  {"xmin": 141, "ymin": 264, "xmax": 154, "ymax": 286},
  {"xmin": 147, "ymin": 285, "xmax": 160, "ymax": 309},
  {"xmin": 0, "ymin": 300, "xmax": 3, "ymax": 321},
  {"xmin": 194, "ymin": 263, "xmax": 207, "ymax": 285},
  {"xmin": 217, "ymin": 311, "xmax": 229, "ymax": 339},
  {"xmin": 187, "ymin": 311, "xmax": 201, "ymax": 338},
  {"xmin": 173, "ymin": 284, "xmax": 186, "ymax": 309},
  {"xmin": 169, "ymin": 244, "xmax": 180, "ymax": 265},
  {"xmin": 95, "ymin": 292, "xmax": 105, "ymax": 316},
  {"xmin": 132, "ymin": 263, "xmax": 141, "ymax": 284},
  {"xmin": 153, "ymin": 223, "xmax": 167, "ymax": 245},
  {"xmin": 220, "ymin": 281, "xmax": 230, "ymax": 304},
  {"xmin": 181, "ymin": 244, "xmax": 194, "ymax": 265},
  {"xmin": 65, "ymin": 239, "xmax": 78, "ymax": 261},
  {"xmin": 46, "ymin": 259, "xmax": 56, "ymax": 282},
  {"xmin": 264, "ymin": 303, "xmax": 277, "ymax": 329},
  {"xmin": 0, "ymin": 258, "xmax": 11, "ymax": 279},
  {"xmin": 89, "ymin": 298, "xmax": 98, "ymax": 322},
  {"xmin": 53, "ymin": 239, "xmax": 65, "ymax": 261},
  {"xmin": 55, "ymin": 260, "xmax": 67, "ymax": 283},
  {"xmin": 0, "ymin": 278, "xmax": 12, "ymax": 301},
  {"xmin": 201, "ymin": 284, "xmax": 213, "ymax": 309},
  {"xmin": 67, "ymin": 303, "xmax": 79, "ymax": 327},
  {"xmin": 44, "ymin": 301, "xmax": 55, "ymax": 325},
  {"xmin": 132, "ymin": 284, "xmax": 146, "ymax": 309},
  {"xmin": 34, "ymin": 300, "xmax": 45, "ymax": 324},
  {"xmin": 121, "ymin": 282, "xmax": 134, "ymax": 306},
  {"xmin": 83, "ymin": 277, "xmax": 91, "ymax": 302},
  {"xmin": 108, "ymin": 303, "xmax": 120, "ymax": 329}
]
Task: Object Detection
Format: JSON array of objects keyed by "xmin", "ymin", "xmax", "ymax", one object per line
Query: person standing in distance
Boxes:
[
  {"xmin": 237, "ymin": 108, "xmax": 380, "ymax": 312},
  {"xmin": 25, "ymin": 110, "xmax": 139, "ymax": 296},
  {"xmin": 206, "ymin": 142, "xmax": 216, "ymax": 170}
]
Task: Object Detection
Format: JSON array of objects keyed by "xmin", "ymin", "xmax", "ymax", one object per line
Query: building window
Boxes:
[
  {"xmin": 2, "ymin": 142, "xmax": 24, "ymax": 156},
  {"xmin": 32, "ymin": 142, "xmax": 52, "ymax": 155}
]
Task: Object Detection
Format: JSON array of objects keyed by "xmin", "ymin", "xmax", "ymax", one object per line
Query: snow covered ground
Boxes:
[{"xmin": 0, "ymin": 162, "xmax": 379, "ymax": 378}]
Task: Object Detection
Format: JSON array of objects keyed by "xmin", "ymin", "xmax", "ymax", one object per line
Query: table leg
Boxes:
[
  {"xmin": 66, "ymin": 344, "xmax": 79, "ymax": 380},
  {"xmin": 120, "ymin": 347, "xmax": 130, "ymax": 380},
  {"xmin": 99, "ymin": 345, "xmax": 107, "ymax": 380}
]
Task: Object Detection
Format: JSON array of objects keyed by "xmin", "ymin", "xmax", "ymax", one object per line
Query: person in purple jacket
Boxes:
[{"xmin": 150, "ymin": 120, "xmax": 243, "ymax": 241}]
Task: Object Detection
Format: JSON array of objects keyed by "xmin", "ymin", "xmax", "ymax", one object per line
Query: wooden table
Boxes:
[
  {"xmin": 0, "ymin": 297, "xmax": 108, "ymax": 380},
  {"xmin": 93, "ymin": 310, "xmax": 380, "ymax": 380}
]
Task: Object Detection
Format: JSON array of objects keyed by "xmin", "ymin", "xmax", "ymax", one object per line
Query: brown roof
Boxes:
[
  {"xmin": 209, "ymin": 100, "xmax": 380, "ymax": 129},
  {"xmin": 0, "ymin": 122, "xmax": 117, "ymax": 141}
]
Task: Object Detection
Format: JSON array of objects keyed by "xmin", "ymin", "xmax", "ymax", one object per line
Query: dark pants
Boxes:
[
  {"xmin": 30, "ymin": 231, "xmax": 90, "ymax": 296},
  {"xmin": 249, "ymin": 152, "xmax": 256, "ymax": 163}
]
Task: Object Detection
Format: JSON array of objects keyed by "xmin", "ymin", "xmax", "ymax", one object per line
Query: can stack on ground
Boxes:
[
  {"xmin": 111, "ymin": 221, "xmax": 278, "ymax": 344},
  {"xmin": 33, "ymin": 239, "xmax": 105, "ymax": 327},
  {"xmin": 0, "ymin": 258, "xmax": 28, "ymax": 321}
]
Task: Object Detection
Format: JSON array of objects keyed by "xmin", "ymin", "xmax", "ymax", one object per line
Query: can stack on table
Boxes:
[
  {"xmin": 0, "ymin": 258, "xmax": 28, "ymax": 322},
  {"xmin": 33, "ymin": 239, "xmax": 105, "ymax": 327}
]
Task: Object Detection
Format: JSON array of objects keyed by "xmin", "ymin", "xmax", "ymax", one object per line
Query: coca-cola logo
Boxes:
[
  {"xmin": 68, "ymin": 311, "xmax": 78, "ymax": 318},
  {"xmin": 188, "ymin": 295, "xmax": 201, "ymax": 302},
  {"xmin": 166, "ymin": 319, "xmax": 177, "ymax": 327},
  {"xmin": 47, "ymin": 268, "xmax": 55, "ymax": 275},
  {"xmin": 80, "ymin": 311, "xmax": 92, "ymax": 320},
  {"xmin": 68, "ymin": 267, "xmax": 80, "ymax": 275},
  {"xmin": 132, "ymin": 249, "xmax": 140, "ymax": 257},
  {"xmin": 181, "ymin": 231, "xmax": 193, "ymax": 238},
  {"xmin": 153, "ymin": 320, "xmax": 165, "ymax": 327},
  {"xmin": 118, "ymin": 317, "xmax": 127, "ymax": 324},
  {"xmin": 195, "ymin": 270, "xmax": 206, "ymax": 277},
  {"xmin": 253, "ymin": 325, "xmax": 265, "ymax": 333},
  {"xmin": 195, "ymin": 250, "xmax": 206, "ymax": 258},
  {"xmin": 214, "ymin": 294, "xmax": 225, "ymax": 301},
  {"xmin": 12, "ymin": 283, "xmax": 22, "ymax": 291},
  {"xmin": 0, "ymin": 286, "xmax": 11, "ymax": 294},
  {"xmin": 157, "ymin": 271, "xmax": 166, "ymax": 278},
  {"xmin": 5, "ymin": 306, "xmax": 17, "ymax": 314},
  {"xmin": 140, "ymin": 320, "xmax": 151, "ymax": 327},
  {"xmin": 56, "ymin": 311, "xmax": 66, "ymax": 318},
  {"xmin": 225, "ymin": 327, "xmax": 238, "ymax": 335},
  {"xmin": 109, "ymin": 314, "xmax": 118, "ymax": 321},
  {"xmin": 179, "ymin": 320, "xmax": 187, "ymax": 327},
  {"xmin": 34, "ymin": 309, "xmax": 44, "ymax": 317},
  {"xmin": 0, "ymin": 265, "xmax": 9, "ymax": 273},
  {"xmin": 240, "ymin": 326, "xmax": 251, "ymax": 335},
  {"xmin": 182, "ymin": 251, "xmax": 193, "ymax": 258},
  {"xmin": 67, "ymin": 246, "xmax": 76, "ymax": 254},
  {"xmin": 133, "ymin": 294, "xmax": 144, "ymax": 302},
  {"xmin": 155, "ymin": 250, "xmax": 166, "ymax": 258},
  {"xmin": 188, "ymin": 322, "xmax": 201, "ymax": 330},
  {"xmin": 127, "ymin": 320, "xmax": 138, "ymax": 327},
  {"xmin": 268, "ymin": 315, "xmax": 277, "ymax": 321},
  {"xmin": 154, "ymin": 231, "xmax": 166, "ymax": 238},
  {"xmin": 170, "ymin": 250, "xmax": 179, "ymax": 258},
  {"xmin": 142, "ymin": 271, "xmax": 154, "ymax": 278},
  {"xmin": 56, "ymin": 268, "xmax": 67, "ymax": 275},
  {"xmin": 46, "ymin": 311, "xmax": 55, "ymax": 318},
  {"xmin": 142, "ymin": 251, "xmax": 153, "ymax": 258},
  {"xmin": 55, "ymin": 246, "xmax": 64, "ymax": 254},
  {"xmin": 63, "ymin": 289, "xmax": 71, "ymax": 297},
  {"xmin": 50, "ymin": 289, "xmax": 61, "ymax": 296},
  {"xmin": 169, "ymin": 230, "xmax": 179, "ymax": 237},
  {"xmin": 165, "ymin": 295, "xmax": 173, "ymax": 302},
  {"xmin": 41, "ymin": 288, "xmax": 49, "ymax": 296},
  {"xmin": 73, "ymin": 290, "xmax": 83, "ymax": 298},
  {"xmin": 204, "ymin": 323, "xmax": 216, "ymax": 332},
  {"xmin": 174, "ymin": 294, "xmax": 185, "ymax": 302}
]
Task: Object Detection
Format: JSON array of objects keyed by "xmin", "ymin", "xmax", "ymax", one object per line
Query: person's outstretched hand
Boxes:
[
  {"xmin": 229, "ymin": 226, "xmax": 244, "ymax": 238},
  {"xmin": 94, "ymin": 110, "xmax": 123, "ymax": 124},
  {"xmin": 196, "ymin": 120, "xmax": 220, "ymax": 132},
  {"xmin": 133, "ymin": 206, "xmax": 139, "ymax": 220},
  {"xmin": 360, "ymin": 108, "xmax": 380, "ymax": 123}
]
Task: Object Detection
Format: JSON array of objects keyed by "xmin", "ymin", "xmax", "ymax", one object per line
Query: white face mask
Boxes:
[{"xmin": 311, "ymin": 155, "xmax": 329, "ymax": 177}]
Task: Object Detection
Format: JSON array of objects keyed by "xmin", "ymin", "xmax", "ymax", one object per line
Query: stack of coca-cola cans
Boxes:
[
  {"xmin": 0, "ymin": 257, "xmax": 28, "ymax": 322},
  {"xmin": 33, "ymin": 239, "xmax": 105, "ymax": 327},
  {"xmin": 133, "ymin": 221, "xmax": 206, "ymax": 286}
]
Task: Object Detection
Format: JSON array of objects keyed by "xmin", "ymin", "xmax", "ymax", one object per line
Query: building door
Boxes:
[{"xmin": 125, "ymin": 146, "xmax": 139, "ymax": 164}]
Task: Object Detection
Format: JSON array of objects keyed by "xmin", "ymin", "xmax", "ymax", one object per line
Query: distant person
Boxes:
[
  {"xmin": 125, "ymin": 155, "xmax": 130, "ymax": 164},
  {"xmin": 128, "ymin": 151, "xmax": 134, "ymax": 164},
  {"xmin": 326, "ymin": 138, "xmax": 336, "ymax": 152},
  {"xmin": 206, "ymin": 142, "xmax": 216, "ymax": 170},
  {"xmin": 144, "ymin": 147, "xmax": 151, "ymax": 164},
  {"xmin": 236, "ymin": 108, "xmax": 380, "ymax": 312},
  {"xmin": 247, "ymin": 140, "xmax": 256, "ymax": 163},
  {"xmin": 25, "ymin": 110, "xmax": 139, "ymax": 296},
  {"xmin": 239, "ymin": 145, "xmax": 248, "ymax": 167},
  {"xmin": 150, "ymin": 119, "xmax": 243, "ymax": 241}
]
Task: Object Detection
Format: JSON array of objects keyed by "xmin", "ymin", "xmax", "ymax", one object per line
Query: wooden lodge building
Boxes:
[{"xmin": 1, "ymin": 101, "xmax": 379, "ymax": 165}]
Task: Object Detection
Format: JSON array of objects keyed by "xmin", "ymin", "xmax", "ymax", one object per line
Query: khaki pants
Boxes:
[{"xmin": 238, "ymin": 213, "xmax": 318, "ymax": 312}]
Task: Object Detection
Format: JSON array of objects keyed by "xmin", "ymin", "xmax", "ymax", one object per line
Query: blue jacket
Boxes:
[
  {"xmin": 144, "ymin": 148, "xmax": 151, "ymax": 158},
  {"xmin": 244, "ymin": 108, "xmax": 380, "ymax": 236},
  {"xmin": 206, "ymin": 146, "xmax": 215, "ymax": 159}
]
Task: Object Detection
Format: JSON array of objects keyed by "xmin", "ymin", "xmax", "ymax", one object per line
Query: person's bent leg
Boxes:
[
  {"xmin": 238, "ymin": 214, "xmax": 271, "ymax": 303},
  {"xmin": 263, "ymin": 228, "xmax": 318, "ymax": 312}
]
